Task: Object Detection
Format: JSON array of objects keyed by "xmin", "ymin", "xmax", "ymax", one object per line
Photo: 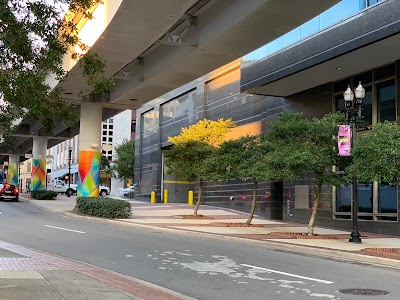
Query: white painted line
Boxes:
[
  {"xmin": 44, "ymin": 225, "xmax": 86, "ymax": 234},
  {"xmin": 240, "ymin": 264, "xmax": 333, "ymax": 284}
]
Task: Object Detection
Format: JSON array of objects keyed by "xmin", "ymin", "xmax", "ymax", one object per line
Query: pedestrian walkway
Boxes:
[
  {"xmin": 0, "ymin": 239, "xmax": 194, "ymax": 300},
  {"xmin": 22, "ymin": 194, "xmax": 400, "ymax": 268}
]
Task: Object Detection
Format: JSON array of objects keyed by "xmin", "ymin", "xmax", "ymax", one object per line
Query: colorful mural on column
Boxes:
[
  {"xmin": 78, "ymin": 150, "xmax": 100, "ymax": 197},
  {"xmin": 31, "ymin": 159, "xmax": 46, "ymax": 191},
  {"xmin": 0, "ymin": 167, "xmax": 4, "ymax": 184},
  {"xmin": 8, "ymin": 165, "xmax": 18, "ymax": 186}
]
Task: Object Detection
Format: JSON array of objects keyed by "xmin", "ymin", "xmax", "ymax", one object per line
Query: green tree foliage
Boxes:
[
  {"xmin": 348, "ymin": 121, "xmax": 400, "ymax": 184},
  {"xmin": 111, "ymin": 139, "xmax": 135, "ymax": 181},
  {"xmin": 0, "ymin": 0, "xmax": 113, "ymax": 137},
  {"xmin": 204, "ymin": 135, "xmax": 272, "ymax": 224},
  {"xmin": 100, "ymin": 154, "xmax": 111, "ymax": 174},
  {"xmin": 165, "ymin": 118, "xmax": 235, "ymax": 216},
  {"xmin": 164, "ymin": 141, "xmax": 214, "ymax": 216},
  {"xmin": 266, "ymin": 112, "xmax": 349, "ymax": 235}
]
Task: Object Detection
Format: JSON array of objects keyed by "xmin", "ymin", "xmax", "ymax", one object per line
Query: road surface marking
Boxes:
[
  {"xmin": 240, "ymin": 264, "xmax": 333, "ymax": 284},
  {"xmin": 44, "ymin": 225, "xmax": 86, "ymax": 234}
]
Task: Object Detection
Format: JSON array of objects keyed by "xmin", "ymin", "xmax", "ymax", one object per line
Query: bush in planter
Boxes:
[
  {"xmin": 31, "ymin": 190, "xmax": 58, "ymax": 200},
  {"xmin": 76, "ymin": 197, "xmax": 131, "ymax": 218}
]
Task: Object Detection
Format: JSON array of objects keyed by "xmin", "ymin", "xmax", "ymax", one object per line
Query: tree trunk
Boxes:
[
  {"xmin": 307, "ymin": 183, "xmax": 322, "ymax": 236},
  {"xmin": 194, "ymin": 177, "xmax": 203, "ymax": 217},
  {"xmin": 246, "ymin": 178, "xmax": 257, "ymax": 225}
]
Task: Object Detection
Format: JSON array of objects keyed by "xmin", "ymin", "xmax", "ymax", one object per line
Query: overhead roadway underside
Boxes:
[{"xmin": 3, "ymin": 0, "xmax": 338, "ymax": 158}]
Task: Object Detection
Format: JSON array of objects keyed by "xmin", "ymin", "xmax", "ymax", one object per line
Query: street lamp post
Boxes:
[
  {"xmin": 67, "ymin": 147, "xmax": 72, "ymax": 197},
  {"xmin": 343, "ymin": 81, "xmax": 365, "ymax": 244}
]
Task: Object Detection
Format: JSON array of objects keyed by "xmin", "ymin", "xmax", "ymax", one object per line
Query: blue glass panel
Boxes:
[
  {"xmin": 336, "ymin": 184, "xmax": 351, "ymax": 212},
  {"xmin": 268, "ymin": 36, "xmax": 284, "ymax": 56},
  {"xmin": 320, "ymin": 3, "xmax": 342, "ymax": 30},
  {"xmin": 282, "ymin": 28, "xmax": 301, "ymax": 49},
  {"xmin": 342, "ymin": 0, "xmax": 362, "ymax": 18},
  {"xmin": 300, "ymin": 15, "xmax": 320, "ymax": 39},
  {"xmin": 252, "ymin": 44, "xmax": 269, "ymax": 61},
  {"xmin": 367, "ymin": 0, "xmax": 381, "ymax": 7},
  {"xmin": 358, "ymin": 183, "xmax": 373, "ymax": 213},
  {"xmin": 379, "ymin": 183, "xmax": 397, "ymax": 213}
]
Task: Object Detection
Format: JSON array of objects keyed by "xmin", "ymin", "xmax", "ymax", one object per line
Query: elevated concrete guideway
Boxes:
[
  {"xmin": 2, "ymin": 0, "xmax": 339, "ymax": 157},
  {"xmin": 61, "ymin": 0, "xmax": 339, "ymax": 107}
]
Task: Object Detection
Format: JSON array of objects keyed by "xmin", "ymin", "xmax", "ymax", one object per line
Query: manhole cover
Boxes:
[{"xmin": 340, "ymin": 289, "xmax": 389, "ymax": 296}]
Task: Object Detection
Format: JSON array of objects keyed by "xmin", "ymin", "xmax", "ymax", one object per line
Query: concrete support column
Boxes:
[
  {"xmin": 8, "ymin": 154, "xmax": 20, "ymax": 186},
  {"xmin": 78, "ymin": 102, "xmax": 102, "ymax": 197},
  {"xmin": 31, "ymin": 136, "xmax": 48, "ymax": 191}
]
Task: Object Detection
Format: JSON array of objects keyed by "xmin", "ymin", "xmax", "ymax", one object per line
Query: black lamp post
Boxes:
[
  {"xmin": 343, "ymin": 81, "xmax": 365, "ymax": 243},
  {"xmin": 67, "ymin": 147, "xmax": 72, "ymax": 197}
]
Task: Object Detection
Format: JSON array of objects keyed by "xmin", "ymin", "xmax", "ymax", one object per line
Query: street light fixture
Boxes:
[
  {"xmin": 66, "ymin": 147, "xmax": 73, "ymax": 197},
  {"xmin": 343, "ymin": 81, "xmax": 365, "ymax": 244}
]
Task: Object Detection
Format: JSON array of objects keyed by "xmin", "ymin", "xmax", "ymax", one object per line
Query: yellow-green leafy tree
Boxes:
[{"xmin": 165, "ymin": 119, "xmax": 235, "ymax": 216}]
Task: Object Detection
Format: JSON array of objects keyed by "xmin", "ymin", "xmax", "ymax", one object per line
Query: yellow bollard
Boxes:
[
  {"xmin": 163, "ymin": 189, "xmax": 168, "ymax": 204},
  {"xmin": 150, "ymin": 191, "xmax": 156, "ymax": 204},
  {"xmin": 188, "ymin": 190, "xmax": 194, "ymax": 206}
]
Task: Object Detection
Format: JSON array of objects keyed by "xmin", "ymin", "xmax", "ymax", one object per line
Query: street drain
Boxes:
[{"xmin": 340, "ymin": 289, "xmax": 389, "ymax": 296}]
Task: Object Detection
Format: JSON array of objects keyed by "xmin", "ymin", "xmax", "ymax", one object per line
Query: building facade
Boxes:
[
  {"xmin": 49, "ymin": 110, "xmax": 134, "ymax": 195},
  {"xmin": 135, "ymin": 0, "xmax": 400, "ymax": 235}
]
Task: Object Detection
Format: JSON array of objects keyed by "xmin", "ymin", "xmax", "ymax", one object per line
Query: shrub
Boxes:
[
  {"xmin": 76, "ymin": 197, "xmax": 131, "ymax": 218},
  {"xmin": 31, "ymin": 190, "xmax": 58, "ymax": 200}
]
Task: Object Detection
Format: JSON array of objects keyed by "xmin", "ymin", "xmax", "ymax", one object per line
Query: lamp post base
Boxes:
[{"xmin": 349, "ymin": 227, "xmax": 362, "ymax": 243}]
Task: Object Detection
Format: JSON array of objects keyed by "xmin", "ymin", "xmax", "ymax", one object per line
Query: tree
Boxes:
[
  {"xmin": 166, "ymin": 118, "xmax": 235, "ymax": 216},
  {"xmin": 204, "ymin": 135, "xmax": 272, "ymax": 224},
  {"xmin": 266, "ymin": 112, "xmax": 348, "ymax": 235},
  {"xmin": 111, "ymin": 139, "xmax": 135, "ymax": 181},
  {"xmin": 348, "ymin": 121, "xmax": 400, "ymax": 184},
  {"xmin": 0, "ymin": 0, "xmax": 113, "ymax": 138},
  {"xmin": 100, "ymin": 155, "xmax": 111, "ymax": 175}
]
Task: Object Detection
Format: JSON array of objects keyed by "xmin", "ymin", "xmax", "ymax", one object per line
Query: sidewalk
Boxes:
[
  {"xmin": 0, "ymin": 240, "xmax": 193, "ymax": 300},
  {"xmin": 22, "ymin": 194, "xmax": 400, "ymax": 268}
]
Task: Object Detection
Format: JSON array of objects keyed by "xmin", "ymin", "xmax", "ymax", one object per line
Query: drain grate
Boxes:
[{"xmin": 340, "ymin": 288, "xmax": 389, "ymax": 296}]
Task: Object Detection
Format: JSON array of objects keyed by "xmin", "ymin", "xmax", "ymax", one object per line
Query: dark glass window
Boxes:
[
  {"xmin": 108, "ymin": 131, "xmax": 113, "ymax": 135},
  {"xmin": 377, "ymin": 79, "xmax": 396, "ymax": 122},
  {"xmin": 108, "ymin": 137, "xmax": 112, "ymax": 142},
  {"xmin": 361, "ymin": 85, "xmax": 372, "ymax": 126},
  {"xmin": 109, "ymin": 119, "xmax": 113, "ymax": 124},
  {"xmin": 102, "ymin": 131, "xmax": 107, "ymax": 135},
  {"xmin": 378, "ymin": 183, "xmax": 397, "ymax": 213},
  {"xmin": 336, "ymin": 184, "xmax": 351, "ymax": 213},
  {"xmin": 102, "ymin": 137, "xmax": 106, "ymax": 142},
  {"xmin": 103, "ymin": 124, "xmax": 107, "ymax": 129},
  {"xmin": 333, "ymin": 78, "xmax": 351, "ymax": 93},
  {"xmin": 335, "ymin": 94, "xmax": 346, "ymax": 114},
  {"xmin": 354, "ymin": 71, "xmax": 372, "ymax": 86},
  {"xmin": 109, "ymin": 125, "xmax": 113, "ymax": 129},
  {"xmin": 358, "ymin": 182, "xmax": 373, "ymax": 213},
  {"xmin": 375, "ymin": 64, "xmax": 395, "ymax": 81}
]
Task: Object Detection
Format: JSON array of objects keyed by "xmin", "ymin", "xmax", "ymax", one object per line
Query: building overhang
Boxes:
[{"xmin": 241, "ymin": 0, "xmax": 400, "ymax": 97}]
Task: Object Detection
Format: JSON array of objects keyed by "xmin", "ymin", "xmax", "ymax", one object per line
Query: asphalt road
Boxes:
[{"xmin": 0, "ymin": 200, "xmax": 399, "ymax": 300}]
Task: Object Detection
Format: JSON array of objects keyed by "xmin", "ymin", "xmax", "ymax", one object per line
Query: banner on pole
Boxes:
[{"xmin": 338, "ymin": 125, "xmax": 351, "ymax": 156}]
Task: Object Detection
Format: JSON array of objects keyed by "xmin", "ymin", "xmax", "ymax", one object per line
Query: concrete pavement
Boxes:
[{"xmin": 21, "ymin": 193, "xmax": 400, "ymax": 268}]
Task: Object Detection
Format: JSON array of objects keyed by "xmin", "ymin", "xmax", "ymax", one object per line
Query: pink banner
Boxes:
[{"xmin": 338, "ymin": 125, "xmax": 351, "ymax": 156}]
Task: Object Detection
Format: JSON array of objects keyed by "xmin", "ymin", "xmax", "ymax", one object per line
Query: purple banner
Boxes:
[{"xmin": 338, "ymin": 125, "xmax": 351, "ymax": 156}]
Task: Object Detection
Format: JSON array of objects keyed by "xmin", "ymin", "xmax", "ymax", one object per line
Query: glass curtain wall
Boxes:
[
  {"xmin": 333, "ymin": 63, "xmax": 397, "ymax": 221},
  {"xmin": 243, "ymin": 0, "xmax": 385, "ymax": 64}
]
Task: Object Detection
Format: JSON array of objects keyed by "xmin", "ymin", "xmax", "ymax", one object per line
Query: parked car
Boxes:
[
  {"xmin": 0, "ymin": 183, "xmax": 19, "ymax": 202},
  {"xmin": 47, "ymin": 179, "xmax": 110, "ymax": 196},
  {"xmin": 122, "ymin": 186, "xmax": 136, "ymax": 195}
]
